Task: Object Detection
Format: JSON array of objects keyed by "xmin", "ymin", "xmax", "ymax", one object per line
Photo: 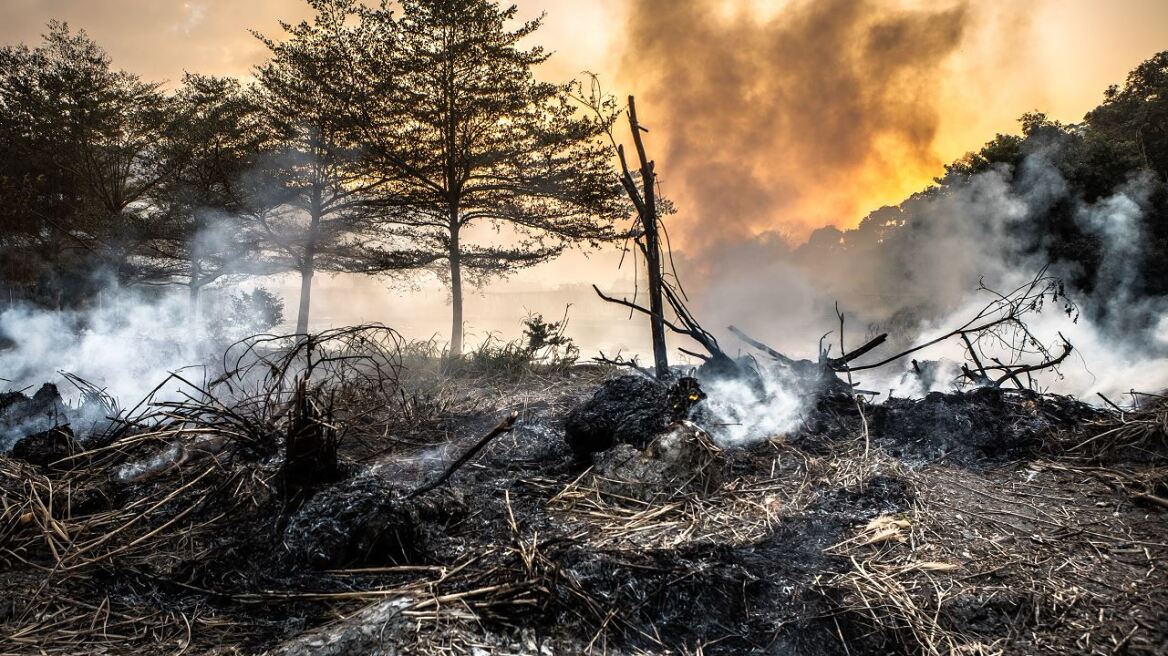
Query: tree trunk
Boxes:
[
  {"xmin": 188, "ymin": 258, "xmax": 202, "ymax": 320},
  {"xmin": 643, "ymin": 198, "xmax": 669, "ymax": 377},
  {"xmin": 628, "ymin": 97, "xmax": 669, "ymax": 378},
  {"xmin": 189, "ymin": 282, "xmax": 201, "ymax": 321},
  {"xmin": 295, "ymin": 265, "xmax": 314, "ymax": 334},
  {"xmin": 296, "ymin": 191, "xmax": 322, "ymax": 335},
  {"xmin": 448, "ymin": 213, "xmax": 463, "ymax": 357}
]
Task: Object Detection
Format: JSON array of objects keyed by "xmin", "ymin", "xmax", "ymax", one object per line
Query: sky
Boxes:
[
  {"xmin": 2, "ymin": 0, "xmax": 1164, "ymax": 243},
  {"xmin": 2, "ymin": 0, "xmax": 1166, "ymax": 352}
]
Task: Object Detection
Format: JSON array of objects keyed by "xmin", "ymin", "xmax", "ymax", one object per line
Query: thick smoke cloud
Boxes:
[
  {"xmin": 621, "ymin": 0, "xmax": 1167, "ymax": 400},
  {"xmin": 624, "ymin": 0, "xmax": 969, "ymax": 249},
  {"xmin": 0, "ymin": 291, "xmax": 211, "ymax": 410}
]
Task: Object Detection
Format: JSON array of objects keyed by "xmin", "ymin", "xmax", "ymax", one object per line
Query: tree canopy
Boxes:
[{"xmin": 0, "ymin": 22, "xmax": 174, "ymax": 305}]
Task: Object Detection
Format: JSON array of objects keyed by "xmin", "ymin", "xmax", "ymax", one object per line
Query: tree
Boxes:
[
  {"xmin": 0, "ymin": 22, "xmax": 174, "ymax": 306},
  {"xmin": 217, "ymin": 287, "xmax": 286, "ymax": 339},
  {"xmin": 344, "ymin": 0, "xmax": 625, "ymax": 354},
  {"xmin": 1087, "ymin": 51, "xmax": 1168, "ymax": 182},
  {"xmin": 144, "ymin": 74, "xmax": 276, "ymax": 314},
  {"xmin": 253, "ymin": 0, "xmax": 437, "ymax": 333}
]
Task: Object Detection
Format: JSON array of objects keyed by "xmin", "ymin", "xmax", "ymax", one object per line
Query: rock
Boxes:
[
  {"xmin": 10, "ymin": 426, "xmax": 81, "ymax": 469},
  {"xmin": 564, "ymin": 375, "xmax": 705, "ymax": 457}
]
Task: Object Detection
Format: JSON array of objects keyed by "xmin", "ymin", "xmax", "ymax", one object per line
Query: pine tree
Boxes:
[
  {"xmin": 347, "ymin": 0, "xmax": 625, "ymax": 354},
  {"xmin": 253, "ymin": 0, "xmax": 436, "ymax": 333}
]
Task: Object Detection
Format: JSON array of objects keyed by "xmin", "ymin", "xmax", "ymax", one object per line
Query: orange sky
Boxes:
[{"xmin": 1, "ymin": 0, "xmax": 1166, "ymax": 343}]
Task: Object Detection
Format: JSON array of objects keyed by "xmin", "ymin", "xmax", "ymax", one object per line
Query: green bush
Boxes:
[{"xmin": 399, "ymin": 308, "xmax": 579, "ymax": 379}]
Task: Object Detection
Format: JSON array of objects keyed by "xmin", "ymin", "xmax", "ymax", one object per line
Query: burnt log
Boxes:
[{"xmin": 564, "ymin": 375, "xmax": 705, "ymax": 457}]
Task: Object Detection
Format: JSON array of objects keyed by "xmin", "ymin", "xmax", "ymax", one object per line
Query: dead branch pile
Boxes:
[
  {"xmin": 1068, "ymin": 393, "xmax": 1168, "ymax": 463},
  {"xmin": 0, "ymin": 324, "xmax": 409, "ymax": 653}
]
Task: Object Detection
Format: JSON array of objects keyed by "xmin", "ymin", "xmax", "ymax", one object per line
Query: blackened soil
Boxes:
[{"xmin": 797, "ymin": 387, "xmax": 1111, "ymax": 467}]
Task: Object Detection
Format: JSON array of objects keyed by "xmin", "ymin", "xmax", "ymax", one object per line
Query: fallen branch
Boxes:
[
  {"xmin": 727, "ymin": 326, "xmax": 797, "ymax": 367},
  {"xmin": 827, "ymin": 333, "xmax": 889, "ymax": 369}
]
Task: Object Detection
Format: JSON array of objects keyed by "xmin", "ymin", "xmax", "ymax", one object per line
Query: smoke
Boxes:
[
  {"xmin": 616, "ymin": 0, "xmax": 1168, "ymax": 406},
  {"xmin": 701, "ymin": 365, "xmax": 803, "ymax": 447},
  {"xmin": 682, "ymin": 151, "xmax": 1168, "ymax": 445},
  {"xmin": 623, "ymin": 0, "xmax": 971, "ymax": 248},
  {"xmin": 0, "ymin": 289, "xmax": 219, "ymax": 411},
  {"xmin": 692, "ymin": 151, "xmax": 1168, "ymax": 402}
]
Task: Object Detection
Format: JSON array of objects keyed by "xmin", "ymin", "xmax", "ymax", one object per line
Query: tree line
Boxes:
[{"xmin": 0, "ymin": 0, "xmax": 627, "ymax": 353}]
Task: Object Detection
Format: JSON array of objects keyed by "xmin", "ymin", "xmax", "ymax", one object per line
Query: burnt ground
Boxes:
[{"xmin": 1, "ymin": 365, "xmax": 1166, "ymax": 655}]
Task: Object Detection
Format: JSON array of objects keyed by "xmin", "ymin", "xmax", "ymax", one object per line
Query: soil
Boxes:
[{"xmin": 1, "ymin": 367, "xmax": 1165, "ymax": 655}]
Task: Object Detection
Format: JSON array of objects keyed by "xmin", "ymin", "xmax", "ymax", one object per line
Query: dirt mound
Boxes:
[{"xmin": 563, "ymin": 375, "xmax": 704, "ymax": 456}]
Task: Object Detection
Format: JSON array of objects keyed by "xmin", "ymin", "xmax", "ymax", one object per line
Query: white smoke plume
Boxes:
[
  {"xmin": 701, "ymin": 365, "xmax": 803, "ymax": 448},
  {"xmin": 691, "ymin": 151, "xmax": 1168, "ymax": 409},
  {"xmin": 0, "ymin": 289, "xmax": 219, "ymax": 409}
]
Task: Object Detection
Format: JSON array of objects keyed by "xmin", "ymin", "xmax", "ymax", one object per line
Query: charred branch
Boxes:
[
  {"xmin": 592, "ymin": 284, "xmax": 738, "ymax": 372},
  {"xmin": 827, "ymin": 333, "xmax": 889, "ymax": 369},
  {"xmin": 728, "ymin": 324, "xmax": 887, "ymax": 375},
  {"xmin": 593, "ymin": 351, "xmax": 660, "ymax": 381},
  {"xmin": 407, "ymin": 412, "xmax": 518, "ymax": 499}
]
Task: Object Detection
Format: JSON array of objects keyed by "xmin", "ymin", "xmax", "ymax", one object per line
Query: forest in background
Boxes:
[{"xmin": 0, "ymin": 0, "xmax": 1165, "ymax": 355}]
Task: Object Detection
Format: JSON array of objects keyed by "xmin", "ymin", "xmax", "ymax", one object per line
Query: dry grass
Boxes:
[
  {"xmin": 1067, "ymin": 394, "xmax": 1168, "ymax": 463},
  {"xmin": 823, "ymin": 458, "xmax": 1167, "ymax": 655},
  {"xmin": 544, "ymin": 471, "xmax": 788, "ymax": 550},
  {"xmin": 4, "ymin": 349, "xmax": 1167, "ymax": 655}
]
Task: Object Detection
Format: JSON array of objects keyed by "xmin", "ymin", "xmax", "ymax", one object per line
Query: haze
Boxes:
[{"xmin": 2, "ymin": 0, "xmax": 1165, "ymax": 352}]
